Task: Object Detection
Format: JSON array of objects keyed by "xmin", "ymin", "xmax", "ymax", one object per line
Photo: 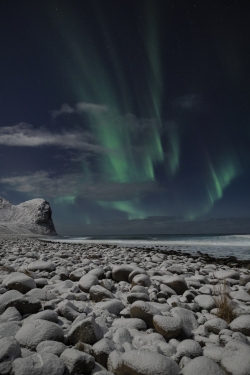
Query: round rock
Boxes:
[
  {"xmin": 0, "ymin": 322, "xmax": 21, "ymax": 339},
  {"xmin": 78, "ymin": 274, "xmax": 99, "ymax": 293},
  {"xmin": 88, "ymin": 268, "xmax": 105, "ymax": 280},
  {"xmin": 0, "ymin": 290, "xmax": 23, "ymax": 314},
  {"xmin": 15, "ymin": 319, "xmax": 64, "ymax": 350},
  {"xmin": 230, "ymin": 291, "xmax": 250, "ymax": 303},
  {"xmin": 60, "ymin": 348, "xmax": 95, "ymax": 374},
  {"xmin": 5, "ymin": 296, "xmax": 42, "ymax": 315},
  {"xmin": 171, "ymin": 307, "xmax": 199, "ymax": 337},
  {"xmin": 27, "ymin": 261, "xmax": 56, "ymax": 272},
  {"xmin": 127, "ymin": 293, "xmax": 150, "ymax": 304},
  {"xmin": 26, "ymin": 288, "xmax": 57, "ymax": 301},
  {"xmin": 11, "ymin": 352, "xmax": 65, "ymax": 375},
  {"xmin": 0, "ymin": 336, "xmax": 21, "ymax": 375},
  {"xmin": 89, "ymin": 285, "xmax": 115, "ymax": 302},
  {"xmin": 128, "ymin": 268, "xmax": 147, "ymax": 283},
  {"xmin": 23, "ymin": 310, "xmax": 58, "ymax": 324},
  {"xmin": 204, "ymin": 318, "xmax": 229, "ymax": 334},
  {"xmin": 194, "ymin": 295, "xmax": 216, "ymax": 311},
  {"xmin": 179, "ymin": 356, "xmax": 226, "ymax": 375},
  {"xmin": 68, "ymin": 316, "xmax": 103, "ymax": 345},
  {"xmin": 92, "ymin": 338, "xmax": 116, "ymax": 368},
  {"xmin": 132, "ymin": 274, "xmax": 151, "ymax": 287},
  {"xmin": 112, "ymin": 318, "xmax": 147, "ymax": 331},
  {"xmin": 220, "ymin": 339, "xmax": 250, "ymax": 375},
  {"xmin": 2, "ymin": 272, "xmax": 36, "ymax": 293},
  {"xmin": 112, "ymin": 265, "xmax": 133, "ymax": 282},
  {"xmin": 213, "ymin": 270, "xmax": 239, "ymax": 280},
  {"xmin": 0, "ymin": 306, "xmax": 22, "ymax": 323},
  {"xmin": 57, "ymin": 300, "xmax": 80, "ymax": 322},
  {"xmin": 177, "ymin": 339, "xmax": 202, "ymax": 358},
  {"xmin": 94, "ymin": 300, "xmax": 125, "ymax": 315},
  {"xmin": 116, "ymin": 350, "xmax": 180, "ymax": 375},
  {"xmin": 230, "ymin": 315, "xmax": 250, "ymax": 336},
  {"xmin": 37, "ymin": 341, "xmax": 67, "ymax": 357},
  {"xmin": 153, "ymin": 315, "xmax": 183, "ymax": 340},
  {"xmin": 130, "ymin": 300, "xmax": 162, "ymax": 328},
  {"xmin": 113, "ymin": 328, "xmax": 133, "ymax": 346},
  {"xmin": 161, "ymin": 275, "xmax": 188, "ymax": 295},
  {"xmin": 203, "ymin": 346, "xmax": 224, "ymax": 364}
]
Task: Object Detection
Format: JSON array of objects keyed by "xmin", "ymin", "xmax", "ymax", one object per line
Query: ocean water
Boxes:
[{"xmin": 46, "ymin": 234, "xmax": 250, "ymax": 260}]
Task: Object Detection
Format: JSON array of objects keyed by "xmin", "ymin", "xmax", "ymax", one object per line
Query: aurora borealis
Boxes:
[{"xmin": 0, "ymin": 1, "xmax": 250, "ymax": 234}]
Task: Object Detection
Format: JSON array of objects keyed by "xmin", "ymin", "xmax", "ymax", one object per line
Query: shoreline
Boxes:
[
  {"xmin": 1, "ymin": 233, "xmax": 250, "ymax": 268},
  {"xmin": 39, "ymin": 236, "xmax": 250, "ymax": 270}
]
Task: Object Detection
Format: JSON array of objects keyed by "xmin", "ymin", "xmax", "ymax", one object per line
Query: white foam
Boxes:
[{"xmin": 43, "ymin": 234, "xmax": 250, "ymax": 259}]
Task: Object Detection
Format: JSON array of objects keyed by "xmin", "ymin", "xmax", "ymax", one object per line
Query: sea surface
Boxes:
[{"xmin": 45, "ymin": 234, "xmax": 250, "ymax": 260}]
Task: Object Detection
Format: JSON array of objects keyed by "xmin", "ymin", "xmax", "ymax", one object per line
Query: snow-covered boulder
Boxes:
[
  {"xmin": 116, "ymin": 350, "xmax": 180, "ymax": 375},
  {"xmin": 179, "ymin": 356, "xmax": 225, "ymax": 375},
  {"xmin": 2, "ymin": 272, "xmax": 36, "ymax": 293},
  {"xmin": 11, "ymin": 352, "xmax": 65, "ymax": 375}
]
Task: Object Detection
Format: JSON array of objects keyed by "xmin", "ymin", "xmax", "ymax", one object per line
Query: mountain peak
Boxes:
[
  {"xmin": 0, "ymin": 197, "xmax": 57, "ymax": 236},
  {"xmin": 0, "ymin": 197, "xmax": 12, "ymax": 209}
]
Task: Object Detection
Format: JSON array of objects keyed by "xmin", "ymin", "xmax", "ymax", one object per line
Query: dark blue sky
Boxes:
[{"xmin": 0, "ymin": 1, "xmax": 250, "ymax": 235}]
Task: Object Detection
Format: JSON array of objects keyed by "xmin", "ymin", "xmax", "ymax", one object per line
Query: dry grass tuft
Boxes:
[
  {"xmin": 22, "ymin": 269, "xmax": 33, "ymax": 277},
  {"xmin": 0, "ymin": 265, "xmax": 15, "ymax": 273},
  {"xmin": 41, "ymin": 288, "xmax": 48, "ymax": 310},
  {"xmin": 75, "ymin": 342, "xmax": 86, "ymax": 352},
  {"xmin": 213, "ymin": 279, "xmax": 236, "ymax": 323}
]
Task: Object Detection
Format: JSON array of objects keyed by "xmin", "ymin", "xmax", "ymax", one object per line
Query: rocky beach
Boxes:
[{"xmin": 0, "ymin": 235, "xmax": 250, "ymax": 375}]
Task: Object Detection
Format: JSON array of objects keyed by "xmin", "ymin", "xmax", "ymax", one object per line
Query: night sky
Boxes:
[{"xmin": 0, "ymin": 1, "xmax": 250, "ymax": 235}]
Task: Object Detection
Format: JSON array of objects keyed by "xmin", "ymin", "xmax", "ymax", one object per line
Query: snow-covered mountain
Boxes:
[{"xmin": 0, "ymin": 197, "xmax": 57, "ymax": 236}]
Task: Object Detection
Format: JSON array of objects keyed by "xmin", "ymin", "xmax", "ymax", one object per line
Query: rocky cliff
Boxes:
[{"xmin": 0, "ymin": 197, "xmax": 57, "ymax": 236}]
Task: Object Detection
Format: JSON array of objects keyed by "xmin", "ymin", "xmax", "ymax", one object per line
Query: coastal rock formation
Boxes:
[{"xmin": 0, "ymin": 197, "xmax": 56, "ymax": 235}]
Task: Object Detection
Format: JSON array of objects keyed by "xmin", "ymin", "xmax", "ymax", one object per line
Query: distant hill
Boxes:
[{"xmin": 0, "ymin": 197, "xmax": 57, "ymax": 236}]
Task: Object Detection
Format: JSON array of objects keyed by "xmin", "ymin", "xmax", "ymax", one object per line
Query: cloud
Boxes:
[
  {"xmin": 51, "ymin": 102, "xmax": 108, "ymax": 117},
  {"xmin": 0, "ymin": 171, "xmax": 163, "ymax": 201},
  {"xmin": 174, "ymin": 94, "xmax": 203, "ymax": 111},
  {"xmin": 50, "ymin": 103, "xmax": 75, "ymax": 117},
  {"xmin": 75, "ymin": 102, "xmax": 108, "ymax": 113},
  {"xmin": 0, "ymin": 123, "xmax": 106, "ymax": 153}
]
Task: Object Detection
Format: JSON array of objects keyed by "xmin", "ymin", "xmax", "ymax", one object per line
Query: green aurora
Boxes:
[{"xmin": 49, "ymin": 2, "xmax": 243, "ymax": 224}]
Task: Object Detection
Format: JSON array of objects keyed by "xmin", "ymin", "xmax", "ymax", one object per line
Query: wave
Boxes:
[{"xmin": 44, "ymin": 234, "xmax": 250, "ymax": 259}]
